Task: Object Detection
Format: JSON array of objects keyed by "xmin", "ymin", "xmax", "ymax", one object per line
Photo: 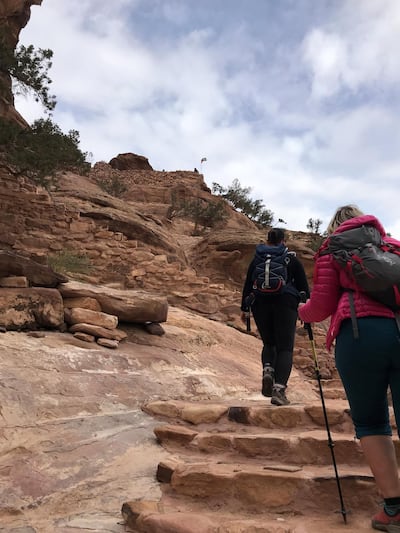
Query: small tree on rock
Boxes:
[
  {"xmin": 0, "ymin": 39, "xmax": 56, "ymax": 112},
  {"xmin": 306, "ymin": 217, "xmax": 325, "ymax": 251},
  {"xmin": 0, "ymin": 40, "xmax": 90, "ymax": 187},
  {"xmin": 0, "ymin": 117, "xmax": 90, "ymax": 187},
  {"xmin": 212, "ymin": 178, "xmax": 274, "ymax": 228}
]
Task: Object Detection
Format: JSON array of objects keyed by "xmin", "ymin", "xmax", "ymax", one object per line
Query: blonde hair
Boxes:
[{"xmin": 326, "ymin": 204, "xmax": 364, "ymax": 235}]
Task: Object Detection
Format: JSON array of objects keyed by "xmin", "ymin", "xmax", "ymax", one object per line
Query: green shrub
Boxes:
[
  {"xmin": 47, "ymin": 250, "xmax": 91, "ymax": 275},
  {"xmin": 169, "ymin": 193, "xmax": 228, "ymax": 234},
  {"xmin": 97, "ymin": 175, "xmax": 128, "ymax": 197},
  {"xmin": 0, "ymin": 40, "xmax": 56, "ymax": 112},
  {"xmin": 306, "ymin": 217, "xmax": 326, "ymax": 251},
  {"xmin": 0, "ymin": 117, "xmax": 90, "ymax": 187},
  {"xmin": 212, "ymin": 178, "xmax": 274, "ymax": 227}
]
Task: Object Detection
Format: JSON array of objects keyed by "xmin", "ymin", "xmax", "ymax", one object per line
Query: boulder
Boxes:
[
  {"xmin": 68, "ymin": 323, "xmax": 127, "ymax": 341},
  {"xmin": 63, "ymin": 296, "xmax": 102, "ymax": 311},
  {"xmin": 58, "ymin": 281, "xmax": 168, "ymax": 323},
  {"xmin": 64, "ymin": 307, "xmax": 118, "ymax": 330},
  {"xmin": 0, "ymin": 276, "xmax": 28, "ymax": 287},
  {"xmin": 109, "ymin": 153, "xmax": 153, "ymax": 171},
  {"xmin": 0, "ymin": 287, "xmax": 64, "ymax": 329}
]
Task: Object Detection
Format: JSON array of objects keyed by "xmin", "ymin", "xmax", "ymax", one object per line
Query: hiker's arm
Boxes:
[
  {"xmin": 292, "ymin": 257, "xmax": 310, "ymax": 298},
  {"xmin": 298, "ymin": 255, "xmax": 341, "ymax": 323},
  {"xmin": 241, "ymin": 259, "xmax": 255, "ymax": 311}
]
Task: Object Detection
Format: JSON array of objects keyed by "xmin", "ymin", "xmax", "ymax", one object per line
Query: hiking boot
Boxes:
[
  {"xmin": 271, "ymin": 385, "xmax": 290, "ymax": 406},
  {"xmin": 262, "ymin": 365, "xmax": 274, "ymax": 397},
  {"xmin": 372, "ymin": 508, "xmax": 400, "ymax": 531}
]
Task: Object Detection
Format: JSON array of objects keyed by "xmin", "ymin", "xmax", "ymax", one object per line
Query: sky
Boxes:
[{"xmin": 15, "ymin": 0, "xmax": 400, "ymax": 234}]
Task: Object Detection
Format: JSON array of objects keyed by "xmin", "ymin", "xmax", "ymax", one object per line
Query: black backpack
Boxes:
[
  {"xmin": 320, "ymin": 225, "xmax": 400, "ymax": 312},
  {"xmin": 251, "ymin": 243, "xmax": 291, "ymax": 296}
]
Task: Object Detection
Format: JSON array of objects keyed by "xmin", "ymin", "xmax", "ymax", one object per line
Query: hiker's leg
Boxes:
[
  {"xmin": 335, "ymin": 318, "xmax": 393, "ymax": 437},
  {"xmin": 252, "ymin": 301, "xmax": 277, "ymax": 397},
  {"xmin": 359, "ymin": 435, "xmax": 400, "ymax": 497},
  {"xmin": 261, "ymin": 344, "xmax": 277, "ymax": 367},
  {"xmin": 273, "ymin": 305, "xmax": 297, "ymax": 386},
  {"xmin": 335, "ymin": 317, "xmax": 400, "ymax": 496},
  {"xmin": 252, "ymin": 301, "xmax": 275, "ymax": 367},
  {"xmin": 388, "ymin": 329, "xmax": 400, "ymax": 438}
]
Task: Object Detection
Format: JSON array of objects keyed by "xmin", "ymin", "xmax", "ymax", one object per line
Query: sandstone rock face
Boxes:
[
  {"xmin": 0, "ymin": 1, "xmax": 42, "ymax": 46},
  {"xmin": 0, "ymin": 167, "xmax": 315, "ymax": 329},
  {"xmin": 0, "ymin": 301, "xmax": 368, "ymax": 532},
  {"xmin": 0, "ymin": 0, "xmax": 42, "ymax": 126},
  {"xmin": 0, "ymin": 287, "xmax": 64, "ymax": 329},
  {"xmin": 109, "ymin": 152, "xmax": 153, "ymax": 171}
]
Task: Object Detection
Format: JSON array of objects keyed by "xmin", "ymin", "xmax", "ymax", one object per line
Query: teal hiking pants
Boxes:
[{"xmin": 335, "ymin": 316, "xmax": 400, "ymax": 439}]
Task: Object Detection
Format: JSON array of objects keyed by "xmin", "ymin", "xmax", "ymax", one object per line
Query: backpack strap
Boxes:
[
  {"xmin": 263, "ymin": 257, "xmax": 271, "ymax": 289},
  {"xmin": 395, "ymin": 313, "xmax": 400, "ymax": 332},
  {"xmin": 347, "ymin": 291, "xmax": 359, "ymax": 339},
  {"xmin": 347, "ymin": 290, "xmax": 400, "ymax": 338}
]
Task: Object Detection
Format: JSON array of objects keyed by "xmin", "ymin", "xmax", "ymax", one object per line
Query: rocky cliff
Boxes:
[
  {"xmin": 0, "ymin": 0, "xmax": 42, "ymax": 126},
  {"xmin": 0, "ymin": 162, "xmax": 314, "ymax": 326}
]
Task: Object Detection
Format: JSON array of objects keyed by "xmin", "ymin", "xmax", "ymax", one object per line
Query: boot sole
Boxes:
[
  {"xmin": 262, "ymin": 374, "xmax": 273, "ymax": 397},
  {"xmin": 372, "ymin": 522, "xmax": 400, "ymax": 532},
  {"xmin": 271, "ymin": 395, "xmax": 290, "ymax": 406}
]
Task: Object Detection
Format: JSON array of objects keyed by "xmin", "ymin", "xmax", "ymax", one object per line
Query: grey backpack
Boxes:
[{"xmin": 320, "ymin": 224, "xmax": 400, "ymax": 312}]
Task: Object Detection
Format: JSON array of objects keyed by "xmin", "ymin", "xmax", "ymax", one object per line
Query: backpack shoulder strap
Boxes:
[{"xmin": 314, "ymin": 238, "xmax": 331, "ymax": 258}]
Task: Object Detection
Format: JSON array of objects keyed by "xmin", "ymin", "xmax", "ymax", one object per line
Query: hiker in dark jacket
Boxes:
[
  {"xmin": 241, "ymin": 228, "xmax": 309, "ymax": 406},
  {"xmin": 299, "ymin": 204, "xmax": 400, "ymax": 531}
]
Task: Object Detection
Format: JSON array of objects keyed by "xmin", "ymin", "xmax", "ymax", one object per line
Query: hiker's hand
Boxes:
[
  {"xmin": 298, "ymin": 298, "xmax": 310, "ymax": 308},
  {"xmin": 240, "ymin": 311, "xmax": 248, "ymax": 324},
  {"xmin": 299, "ymin": 291, "xmax": 308, "ymax": 305}
]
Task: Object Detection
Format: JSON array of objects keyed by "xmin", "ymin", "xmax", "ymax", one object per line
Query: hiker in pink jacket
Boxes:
[{"xmin": 298, "ymin": 205, "xmax": 400, "ymax": 531}]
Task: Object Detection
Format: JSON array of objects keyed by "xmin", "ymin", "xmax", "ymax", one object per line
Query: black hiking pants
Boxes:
[{"xmin": 251, "ymin": 295, "xmax": 298, "ymax": 387}]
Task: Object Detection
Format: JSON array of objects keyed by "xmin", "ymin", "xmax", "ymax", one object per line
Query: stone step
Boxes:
[
  {"xmin": 121, "ymin": 502, "xmax": 375, "ymax": 532},
  {"xmin": 322, "ymin": 388, "xmax": 348, "ymax": 400},
  {"xmin": 144, "ymin": 399, "xmax": 397, "ymax": 433},
  {"xmin": 154, "ymin": 424, "xmax": 372, "ymax": 466},
  {"xmin": 143, "ymin": 399, "xmax": 356, "ymax": 432},
  {"xmin": 316, "ymin": 379, "xmax": 348, "ymax": 400},
  {"xmin": 225, "ymin": 402, "xmax": 355, "ymax": 432},
  {"xmin": 320, "ymin": 378, "xmax": 346, "ymax": 390},
  {"xmin": 156, "ymin": 458, "xmax": 380, "ymax": 515}
]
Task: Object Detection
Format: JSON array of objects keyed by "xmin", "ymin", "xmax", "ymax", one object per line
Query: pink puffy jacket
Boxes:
[{"xmin": 298, "ymin": 214, "xmax": 399, "ymax": 350}]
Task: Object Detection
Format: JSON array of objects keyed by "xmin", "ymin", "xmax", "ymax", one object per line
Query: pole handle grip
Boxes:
[{"xmin": 299, "ymin": 291, "xmax": 313, "ymax": 340}]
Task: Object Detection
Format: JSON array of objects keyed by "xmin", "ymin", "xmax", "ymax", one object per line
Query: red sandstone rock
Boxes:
[{"xmin": 109, "ymin": 152, "xmax": 153, "ymax": 171}]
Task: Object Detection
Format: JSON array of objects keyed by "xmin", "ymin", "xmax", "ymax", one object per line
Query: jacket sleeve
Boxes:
[
  {"xmin": 291, "ymin": 256, "xmax": 310, "ymax": 297},
  {"xmin": 241, "ymin": 258, "xmax": 255, "ymax": 311},
  {"xmin": 298, "ymin": 254, "xmax": 341, "ymax": 323}
]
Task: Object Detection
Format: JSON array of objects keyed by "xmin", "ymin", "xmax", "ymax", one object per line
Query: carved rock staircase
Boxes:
[{"xmin": 122, "ymin": 380, "xmax": 399, "ymax": 533}]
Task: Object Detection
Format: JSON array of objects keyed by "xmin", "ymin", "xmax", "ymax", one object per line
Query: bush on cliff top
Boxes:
[{"xmin": 0, "ymin": 117, "xmax": 90, "ymax": 187}]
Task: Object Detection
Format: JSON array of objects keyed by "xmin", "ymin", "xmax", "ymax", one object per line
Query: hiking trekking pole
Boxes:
[
  {"xmin": 299, "ymin": 293, "xmax": 348, "ymax": 524},
  {"xmin": 244, "ymin": 293, "xmax": 255, "ymax": 333},
  {"xmin": 245, "ymin": 311, "xmax": 251, "ymax": 332}
]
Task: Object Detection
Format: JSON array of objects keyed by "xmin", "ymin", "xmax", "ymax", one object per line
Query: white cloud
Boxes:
[
  {"xmin": 302, "ymin": 29, "xmax": 348, "ymax": 100},
  {"xmin": 13, "ymin": 0, "xmax": 400, "ymax": 235},
  {"xmin": 302, "ymin": 0, "xmax": 400, "ymax": 99}
]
